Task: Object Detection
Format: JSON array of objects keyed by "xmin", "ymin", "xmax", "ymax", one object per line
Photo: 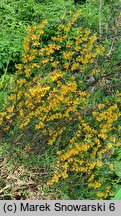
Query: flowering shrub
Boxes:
[{"xmin": 0, "ymin": 10, "xmax": 121, "ymax": 199}]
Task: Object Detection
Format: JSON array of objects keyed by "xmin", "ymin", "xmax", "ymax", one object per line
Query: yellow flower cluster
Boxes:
[{"xmin": 96, "ymin": 187, "xmax": 111, "ymax": 199}]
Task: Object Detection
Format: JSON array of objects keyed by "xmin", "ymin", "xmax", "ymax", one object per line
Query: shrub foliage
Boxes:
[{"xmin": 0, "ymin": 10, "xmax": 121, "ymax": 199}]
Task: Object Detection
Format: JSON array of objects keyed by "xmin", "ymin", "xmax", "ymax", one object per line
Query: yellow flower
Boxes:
[
  {"xmin": 74, "ymin": 46, "xmax": 80, "ymax": 51},
  {"xmin": 96, "ymin": 161, "xmax": 102, "ymax": 167},
  {"xmin": 107, "ymin": 143, "xmax": 112, "ymax": 149},
  {"xmin": 98, "ymin": 133, "xmax": 107, "ymax": 140},
  {"xmin": 71, "ymin": 63, "xmax": 78, "ymax": 71},
  {"xmin": 9, "ymin": 94, "xmax": 16, "ymax": 100},
  {"xmin": 64, "ymin": 27, "xmax": 70, "ymax": 32},
  {"xmin": 28, "ymin": 55, "xmax": 35, "ymax": 62},
  {"xmin": 79, "ymin": 91, "xmax": 87, "ymax": 97},
  {"xmin": 40, "ymin": 30, "xmax": 44, "ymax": 35},
  {"xmin": 51, "ymin": 61, "xmax": 59, "ymax": 67},
  {"xmin": 39, "ymin": 24, "xmax": 44, "ymax": 29},
  {"xmin": 41, "ymin": 59, "xmax": 49, "ymax": 64},
  {"xmin": 33, "ymin": 42, "xmax": 40, "ymax": 46},
  {"xmin": 7, "ymin": 106, "xmax": 14, "ymax": 113},
  {"xmin": 89, "ymin": 35, "xmax": 97, "ymax": 42},
  {"xmin": 6, "ymin": 115, "xmax": 12, "ymax": 120},
  {"xmin": 88, "ymin": 174, "xmax": 95, "ymax": 182},
  {"xmin": 93, "ymin": 181, "xmax": 101, "ymax": 189},
  {"xmin": 98, "ymin": 103, "xmax": 105, "ymax": 110},
  {"xmin": 31, "ymin": 34, "xmax": 38, "ymax": 40},
  {"xmin": 96, "ymin": 192, "xmax": 105, "ymax": 198},
  {"xmin": 51, "ymin": 71, "xmax": 63, "ymax": 82},
  {"xmin": 55, "ymin": 45, "xmax": 61, "ymax": 50},
  {"xmin": 42, "ymin": 19, "xmax": 48, "ymax": 25},
  {"xmin": 64, "ymin": 62, "xmax": 70, "ymax": 69},
  {"xmin": 62, "ymin": 52, "xmax": 74, "ymax": 60},
  {"xmin": 56, "ymin": 151, "xmax": 61, "ymax": 155},
  {"xmin": 48, "ymin": 140, "xmax": 53, "ymax": 145}
]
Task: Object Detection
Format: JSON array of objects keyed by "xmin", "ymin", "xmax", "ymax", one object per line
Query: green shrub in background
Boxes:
[
  {"xmin": 0, "ymin": 0, "xmax": 74, "ymax": 77},
  {"xmin": 0, "ymin": 0, "xmax": 120, "ymax": 78}
]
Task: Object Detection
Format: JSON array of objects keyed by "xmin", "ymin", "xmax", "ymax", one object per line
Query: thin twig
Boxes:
[{"xmin": 99, "ymin": 0, "xmax": 102, "ymax": 38}]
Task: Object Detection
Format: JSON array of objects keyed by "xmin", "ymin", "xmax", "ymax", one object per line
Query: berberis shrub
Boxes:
[{"xmin": 1, "ymin": 10, "xmax": 121, "ymax": 199}]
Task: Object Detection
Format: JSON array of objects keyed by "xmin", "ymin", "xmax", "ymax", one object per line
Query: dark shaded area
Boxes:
[{"xmin": 74, "ymin": 0, "xmax": 86, "ymax": 4}]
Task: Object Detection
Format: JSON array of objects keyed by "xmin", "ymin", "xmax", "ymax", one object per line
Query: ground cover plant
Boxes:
[{"xmin": 0, "ymin": 0, "xmax": 121, "ymax": 200}]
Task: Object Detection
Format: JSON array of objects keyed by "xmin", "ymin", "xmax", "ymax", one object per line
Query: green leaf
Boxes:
[
  {"xmin": 114, "ymin": 162, "xmax": 121, "ymax": 177},
  {"xmin": 113, "ymin": 188, "xmax": 121, "ymax": 200}
]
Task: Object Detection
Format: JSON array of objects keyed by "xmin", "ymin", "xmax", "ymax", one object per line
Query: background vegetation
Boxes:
[{"xmin": 0, "ymin": 0, "xmax": 121, "ymax": 200}]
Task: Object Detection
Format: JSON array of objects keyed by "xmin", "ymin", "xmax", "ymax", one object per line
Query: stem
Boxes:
[
  {"xmin": 1, "ymin": 60, "xmax": 9, "ymax": 85},
  {"xmin": 99, "ymin": 0, "xmax": 102, "ymax": 37}
]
